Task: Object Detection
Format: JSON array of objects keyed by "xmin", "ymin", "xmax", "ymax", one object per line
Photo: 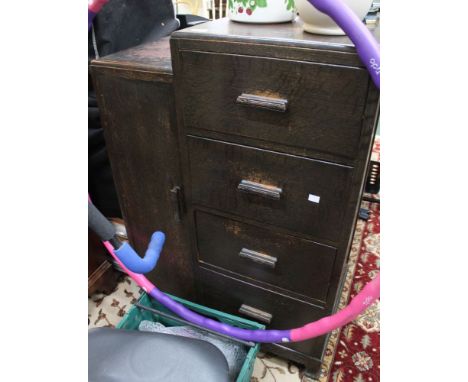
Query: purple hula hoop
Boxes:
[
  {"xmin": 149, "ymin": 287, "xmax": 292, "ymax": 343},
  {"xmin": 308, "ymin": 0, "xmax": 380, "ymax": 89}
]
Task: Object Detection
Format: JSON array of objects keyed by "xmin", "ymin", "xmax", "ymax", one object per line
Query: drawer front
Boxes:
[
  {"xmin": 197, "ymin": 267, "xmax": 329, "ymax": 360},
  {"xmin": 179, "ymin": 51, "xmax": 369, "ymax": 158},
  {"xmin": 195, "ymin": 210, "xmax": 337, "ymax": 304},
  {"xmin": 188, "ymin": 136, "xmax": 353, "ymax": 243}
]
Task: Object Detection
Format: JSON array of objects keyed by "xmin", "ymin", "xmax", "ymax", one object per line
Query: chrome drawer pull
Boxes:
[
  {"xmin": 239, "ymin": 248, "xmax": 277, "ymax": 269},
  {"xmin": 239, "ymin": 304, "xmax": 273, "ymax": 324},
  {"xmin": 238, "ymin": 180, "xmax": 282, "ymax": 200},
  {"xmin": 236, "ymin": 93, "xmax": 288, "ymax": 113}
]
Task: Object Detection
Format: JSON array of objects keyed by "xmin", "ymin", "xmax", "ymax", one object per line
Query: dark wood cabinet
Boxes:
[
  {"xmin": 91, "ymin": 38, "xmax": 195, "ymax": 300},
  {"xmin": 91, "ymin": 18, "xmax": 379, "ymax": 375}
]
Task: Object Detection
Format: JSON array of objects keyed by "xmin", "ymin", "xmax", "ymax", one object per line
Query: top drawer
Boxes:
[{"xmin": 178, "ymin": 51, "xmax": 370, "ymax": 159}]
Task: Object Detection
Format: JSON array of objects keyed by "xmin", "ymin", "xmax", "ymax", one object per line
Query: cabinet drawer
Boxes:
[
  {"xmin": 195, "ymin": 210, "xmax": 337, "ymax": 304},
  {"xmin": 188, "ymin": 136, "xmax": 353, "ymax": 243},
  {"xmin": 179, "ymin": 51, "xmax": 369, "ymax": 158},
  {"xmin": 197, "ymin": 267, "xmax": 329, "ymax": 360}
]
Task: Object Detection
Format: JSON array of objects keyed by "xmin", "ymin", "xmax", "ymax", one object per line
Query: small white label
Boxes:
[{"xmin": 308, "ymin": 194, "xmax": 320, "ymax": 203}]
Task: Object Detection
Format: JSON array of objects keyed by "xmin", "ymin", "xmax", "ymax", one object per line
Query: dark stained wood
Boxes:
[
  {"xmin": 92, "ymin": 37, "xmax": 173, "ymax": 82},
  {"xmin": 173, "ymin": 17, "xmax": 379, "ymax": 54},
  {"xmin": 195, "ymin": 210, "xmax": 337, "ymax": 304},
  {"xmin": 172, "ymin": 18, "xmax": 379, "ymax": 68},
  {"xmin": 91, "ymin": 65, "xmax": 194, "ymax": 300},
  {"xmin": 179, "ymin": 51, "xmax": 369, "ymax": 159},
  {"xmin": 187, "ymin": 136, "xmax": 353, "ymax": 244},
  {"xmin": 92, "ymin": 17, "xmax": 379, "ymax": 374}
]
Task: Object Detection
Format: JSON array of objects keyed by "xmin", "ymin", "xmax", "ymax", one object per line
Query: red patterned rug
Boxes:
[{"xmin": 324, "ymin": 201, "xmax": 380, "ymax": 382}]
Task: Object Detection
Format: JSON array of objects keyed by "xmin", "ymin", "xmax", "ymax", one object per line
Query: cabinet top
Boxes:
[
  {"xmin": 91, "ymin": 17, "xmax": 379, "ymax": 79},
  {"xmin": 172, "ymin": 17, "xmax": 379, "ymax": 54},
  {"xmin": 91, "ymin": 37, "xmax": 173, "ymax": 82}
]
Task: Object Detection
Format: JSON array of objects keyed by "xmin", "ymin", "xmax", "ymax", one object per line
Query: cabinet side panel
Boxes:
[{"xmin": 92, "ymin": 69, "xmax": 194, "ymax": 299}]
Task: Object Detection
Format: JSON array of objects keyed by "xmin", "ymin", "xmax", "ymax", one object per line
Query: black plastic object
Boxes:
[
  {"xmin": 177, "ymin": 14, "xmax": 209, "ymax": 29},
  {"xmin": 88, "ymin": 0, "xmax": 179, "ymax": 60},
  {"xmin": 88, "ymin": 202, "xmax": 116, "ymax": 242},
  {"xmin": 88, "ymin": 328, "xmax": 230, "ymax": 382}
]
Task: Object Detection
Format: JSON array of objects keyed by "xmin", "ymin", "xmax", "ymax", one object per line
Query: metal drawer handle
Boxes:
[
  {"xmin": 236, "ymin": 93, "xmax": 288, "ymax": 113},
  {"xmin": 239, "ymin": 248, "xmax": 277, "ymax": 269},
  {"xmin": 239, "ymin": 304, "xmax": 273, "ymax": 324},
  {"xmin": 238, "ymin": 180, "xmax": 282, "ymax": 200}
]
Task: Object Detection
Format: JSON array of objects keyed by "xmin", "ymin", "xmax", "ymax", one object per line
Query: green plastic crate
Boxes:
[{"xmin": 117, "ymin": 292, "xmax": 265, "ymax": 382}]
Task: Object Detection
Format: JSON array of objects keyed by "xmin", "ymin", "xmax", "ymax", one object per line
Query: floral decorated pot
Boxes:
[
  {"xmin": 228, "ymin": 0, "xmax": 296, "ymax": 23},
  {"xmin": 296, "ymin": 0, "xmax": 373, "ymax": 35}
]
